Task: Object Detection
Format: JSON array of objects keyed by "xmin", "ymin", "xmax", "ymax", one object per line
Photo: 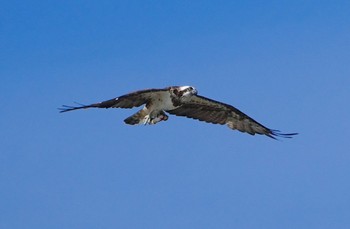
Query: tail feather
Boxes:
[{"xmin": 124, "ymin": 109, "xmax": 147, "ymax": 125}]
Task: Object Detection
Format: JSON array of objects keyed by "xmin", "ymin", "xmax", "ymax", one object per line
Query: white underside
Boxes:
[
  {"xmin": 141, "ymin": 91, "xmax": 177, "ymax": 125},
  {"xmin": 152, "ymin": 91, "xmax": 177, "ymax": 110},
  {"xmin": 145, "ymin": 91, "xmax": 176, "ymax": 111}
]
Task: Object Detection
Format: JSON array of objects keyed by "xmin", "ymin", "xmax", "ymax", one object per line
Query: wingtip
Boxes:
[
  {"xmin": 58, "ymin": 102, "xmax": 90, "ymax": 113},
  {"xmin": 58, "ymin": 105, "xmax": 79, "ymax": 113},
  {"xmin": 268, "ymin": 130, "xmax": 298, "ymax": 140}
]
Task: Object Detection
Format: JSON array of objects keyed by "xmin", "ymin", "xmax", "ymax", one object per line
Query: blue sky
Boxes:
[{"xmin": 1, "ymin": 1, "xmax": 350, "ymax": 228}]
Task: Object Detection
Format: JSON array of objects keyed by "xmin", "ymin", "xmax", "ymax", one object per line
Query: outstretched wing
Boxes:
[
  {"xmin": 167, "ymin": 95, "xmax": 297, "ymax": 139},
  {"xmin": 59, "ymin": 88, "xmax": 167, "ymax": 113}
]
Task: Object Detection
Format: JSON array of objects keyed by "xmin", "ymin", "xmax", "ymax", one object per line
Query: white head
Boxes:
[{"xmin": 172, "ymin": 86, "xmax": 198, "ymax": 97}]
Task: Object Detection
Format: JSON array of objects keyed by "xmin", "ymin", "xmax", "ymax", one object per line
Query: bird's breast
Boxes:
[{"xmin": 151, "ymin": 91, "xmax": 178, "ymax": 111}]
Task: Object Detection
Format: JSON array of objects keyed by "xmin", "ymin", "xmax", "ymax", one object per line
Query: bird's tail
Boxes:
[{"xmin": 124, "ymin": 109, "xmax": 148, "ymax": 125}]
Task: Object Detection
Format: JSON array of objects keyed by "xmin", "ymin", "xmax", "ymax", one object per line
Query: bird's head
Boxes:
[{"xmin": 171, "ymin": 86, "xmax": 198, "ymax": 98}]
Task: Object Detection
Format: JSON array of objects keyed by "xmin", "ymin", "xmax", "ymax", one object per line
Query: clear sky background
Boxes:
[{"xmin": 1, "ymin": 1, "xmax": 350, "ymax": 228}]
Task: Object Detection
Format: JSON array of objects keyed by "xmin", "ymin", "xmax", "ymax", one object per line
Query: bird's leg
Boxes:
[
  {"xmin": 150, "ymin": 112, "xmax": 168, "ymax": 125},
  {"xmin": 142, "ymin": 111, "xmax": 169, "ymax": 125},
  {"xmin": 142, "ymin": 115, "xmax": 151, "ymax": 125}
]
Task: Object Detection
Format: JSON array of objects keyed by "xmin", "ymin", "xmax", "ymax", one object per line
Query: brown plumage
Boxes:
[{"xmin": 59, "ymin": 86, "xmax": 297, "ymax": 139}]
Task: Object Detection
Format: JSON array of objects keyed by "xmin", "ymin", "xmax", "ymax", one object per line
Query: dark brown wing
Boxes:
[
  {"xmin": 59, "ymin": 88, "xmax": 168, "ymax": 113},
  {"xmin": 167, "ymin": 95, "xmax": 297, "ymax": 139}
]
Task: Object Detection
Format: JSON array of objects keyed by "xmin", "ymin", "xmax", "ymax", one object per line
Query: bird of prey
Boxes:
[{"xmin": 59, "ymin": 86, "xmax": 297, "ymax": 139}]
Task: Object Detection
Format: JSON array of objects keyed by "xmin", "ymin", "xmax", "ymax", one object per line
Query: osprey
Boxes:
[{"xmin": 59, "ymin": 86, "xmax": 297, "ymax": 139}]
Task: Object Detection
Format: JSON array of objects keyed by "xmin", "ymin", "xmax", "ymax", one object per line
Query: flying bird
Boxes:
[{"xmin": 59, "ymin": 86, "xmax": 297, "ymax": 139}]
